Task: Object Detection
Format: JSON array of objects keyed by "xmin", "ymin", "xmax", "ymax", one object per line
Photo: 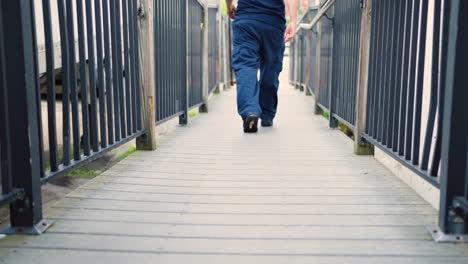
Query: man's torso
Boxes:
[{"xmin": 236, "ymin": 0, "xmax": 286, "ymax": 28}]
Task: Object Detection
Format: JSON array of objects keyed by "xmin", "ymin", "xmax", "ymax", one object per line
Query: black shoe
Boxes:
[
  {"xmin": 261, "ymin": 120, "xmax": 273, "ymax": 127},
  {"xmin": 243, "ymin": 113, "xmax": 259, "ymax": 133}
]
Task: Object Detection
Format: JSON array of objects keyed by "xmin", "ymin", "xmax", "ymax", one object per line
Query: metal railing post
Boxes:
[
  {"xmin": 313, "ymin": 21, "xmax": 322, "ymax": 114},
  {"xmin": 304, "ymin": 26, "xmax": 312, "ymax": 96},
  {"xmin": 179, "ymin": 0, "xmax": 189, "ymax": 125},
  {"xmin": 136, "ymin": 0, "xmax": 157, "ymax": 150},
  {"xmin": 200, "ymin": 4, "xmax": 210, "ymax": 113},
  {"xmin": 328, "ymin": 9, "xmax": 338, "ymax": 129},
  {"xmin": 431, "ymin": 0, "xmax": 468, "ymax": 242},
  {"xmin": 354, "ymin": 0, "xmax": 374, "ymax": 155},
  {"xmin": 0, "ymin": 0, "xmax": 52, "ymax": 234},
  {"xmin": 216, "ymin": 5, "xmax": 223, "ymax": 93}
]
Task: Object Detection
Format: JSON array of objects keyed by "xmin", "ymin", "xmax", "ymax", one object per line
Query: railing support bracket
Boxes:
[
  {"xmin": 427, "ymin": 225, "xmax": 468, "ymax": 244},
  {"xmin": 2, "ymin": 219, "xmax": 54, "ymax": 236}
]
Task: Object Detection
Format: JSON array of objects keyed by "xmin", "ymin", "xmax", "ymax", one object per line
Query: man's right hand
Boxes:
[
  {"xmin": 284, "ymin": 21, "xmax": 296, "ymax": 43},
  {"xmin": 228, "ymin": 3, "xmax": 237, "ymax": 19}
]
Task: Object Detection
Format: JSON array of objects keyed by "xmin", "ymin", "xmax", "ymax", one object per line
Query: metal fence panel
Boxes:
[
  {"xmin": 318, "ymin": 7, "xmax": 334, "ymax": 110},
  {"xmin": 363, "ymin": 0, "xmax": 438, "ymax": 186},
  {"xmin": 329, "ymin": 0, "xmax": 361, "ymax": 127},
  {"xmin": 188, "ymin": 0, "xmax": 204, "ymax": 108},
  {"xmin": 155, "ymin": 0, "xmax": 188, "ymax": 123},
  {"xmin": 0, "ymin": 0, "xmax": 144, "ymax": 232}
]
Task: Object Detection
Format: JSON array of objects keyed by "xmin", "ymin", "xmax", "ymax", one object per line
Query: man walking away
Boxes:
[{"xmin": 226, "ymin": 0, "xmax": 298, "ymax": 133}]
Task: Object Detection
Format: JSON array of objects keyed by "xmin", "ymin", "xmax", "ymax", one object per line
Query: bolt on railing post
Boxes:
[
  {"xmin": 200, "ymin": 4, "xmax": 210, "ymax": 113},
  {"xmin": 0, "ymin": 0, "xmax": 52, "ymax": 234},
  {"xmin": 136, "ymin": 0, "xmax": 157, "ymax": 150},
  {"xmin": 354, "ymin": 0, "xmax": 374, "ymax": 155}
]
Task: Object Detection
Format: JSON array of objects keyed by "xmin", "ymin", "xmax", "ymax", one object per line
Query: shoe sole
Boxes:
[{"xmin": 243, "ymin": 116, "xmax": 258, "ymax": 133}]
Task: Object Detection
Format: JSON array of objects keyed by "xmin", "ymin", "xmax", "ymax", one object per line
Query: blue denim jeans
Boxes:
[{"xmin": 232, "ymin": 19, "xmax": 285, "ymax": 121}]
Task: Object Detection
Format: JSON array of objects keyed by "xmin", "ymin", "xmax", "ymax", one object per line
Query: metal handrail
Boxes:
[{"xmin": 295, "ymin": 0, "xmax": 335, "ymax": 34}]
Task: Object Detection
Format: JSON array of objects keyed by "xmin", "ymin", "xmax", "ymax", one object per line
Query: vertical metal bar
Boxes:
[
  {"xmin": 122, "ymin": 0, "xmax": 133, "ymax": 133},
  {"xmin": 411, "ymin": 0, "xmax": 428, "ymax": 166},
  {"xmin": 345, "ymin": 0, "xmax": 352, "ymax": 123},
  {"xmin": 351, "ymin": 0, "xmax": 359, "ymax": 124},
  {"xmin": 332, "ymin": 4, "xmax": 340, "ymax": 122},
  {"xmin": 421, "ymin": 0, "xmax": 441, "ymax": 171},
  {"xmin": 163, "ymin": 1, "xmax": 168, "ymax": 119},
  {"xmin": 344, "ymin": 0, "xmax": 350, "ymax": 123},
  {"xmin": 398, "ymin": 0, "xmax": 411, "ymax": 156},
  {"xmin": 404, "ymin": 0, "xmax": 419, "ymax": 161},
  {"xmin": 134, "ymin": 0, "xmax": 142, "ymax": 130},
  {"xmin": 176, "ymin": 1, "xmax": 181, "ymax": 115},
  {"xmin": 354, "ymin": 1, "xmax": 360, "ymax": 125},
  {"xmin": 430, "ymin": 0, "xmax": 449, "ymax": 177},
  {"xmin": 439, "ymin": 0, "xmax": 467, "ymax": 234},
  {"xmin": 59, "ymin": 0, "xmax": 71, "ymax": 165},
  {"xmin": 343, "ymin": 0, "xmax": 349, "ymax": 122},
  {"xmin": 85, "ymin": 0, "xmax": 99, "ymax": 152},
  {"xmin": 129, "ymin": 0, "xmax": 138, "ymax": 133},
  {"xmin": 161, "ymin": 0, "xmax": 166, "ymax": 121},
  {"xmin": 64, "ymin": 0, "xmax": 81, "ymax": 161},
  {"xmin": 188, "ymin": 0, "xmax": 192, "ymax": 106},
  {"xmin": 167, "ymin": 0, "xmax": 172, "ymax": 119},
  {"xmin": 157, "ymin": 0, "xmax": 162, "ymax": 122},
  {"xmin": 94, "ymin": 0, "xmax": 107, "ymax": 148},
  {"xmin": 76, "ymin": 0, "xmax": 91, "ymax": 156},
  {"xmin": 180, "ymin": 0, "xmax": 189, "ymax": 125},
  {"xmin": 366, "ymin": 0, "xmax": 379, "ymax": 136},
  {"xmin": 102, "ymin": 0, "xmax": 114, "ymax": 144},
  {"xmin": 372, "ymin": 0, "xmax": 383, "ymax": 138},
  {"xmin": 154, "ymin": 0, "xmax": 161, "ymax": 122},
  {"xmin": 328, "ymin": 7, "xmax": 337, "ymax": 128},
  {"xmin": 379, "ymin": 0, "xmax": 392, "ymax": 145},
  {"xmin": 391, "ymin": 0, "xmax": 404, "ymax": 152},
  {"xmin": 0, "ymin": 2, "xmax": 13, "ymax": 194},
  {"xmin": 176, "ymin": 1, "xmax": 180, "ymax": 117},
  {"xmin": 167, "ymin": 0, "xmax": 171, "ymax": 120},
  {"xmin": 385, "ymin": 0, "xmax": 398, "ymax": 148},
  {"xmin": 110, "ymin": 0, "xmax": 121, "ymax": 141},
  {"xmin": 1, "ymin": 0, "xmax": 45, "ymax": 231},
  {"xmin": 115, "ymin": 0, "xmax": 127, "ymax": 138},
  {"xmin": 41, "ymin": 0, "xmax": 59, "ymax": 171}
]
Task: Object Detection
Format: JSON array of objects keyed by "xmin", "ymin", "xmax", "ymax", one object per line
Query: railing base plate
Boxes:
[
  {"xmin": 426, "ymin": 225, "xmax": 468, "ymax": 243},
  {"xmin": 1, "ymin": 219, "xmax": 54, "ymax": 235}
]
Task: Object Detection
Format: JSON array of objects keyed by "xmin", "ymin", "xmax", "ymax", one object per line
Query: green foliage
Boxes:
[
  {"xmin": 189, "ymin": 109, "xmax": 198, "ymax": 118},
  {"xmin": 119, "ymin": 146, "xmax": 137, "ymax": 160},
  {"xmin": 338, "ymin": 121, "xmax": 355, "ymax": 140},
  {"xmin": 67, "ymin": 168, "xmax": 101, "ymax": 179},
  {"xmin": 322, "ymin": 111, "xmax": 330, "ymax": 120},
  {"xmin": 221, "ymin": 2, "xmax": 228, "ymax": 15}
]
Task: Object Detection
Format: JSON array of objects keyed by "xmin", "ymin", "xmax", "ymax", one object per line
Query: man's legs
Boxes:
[
  {"xmin": 259, "ymin": 25, "xmax": 285, "ymax": 123},
  {"xmin": 232, "ymin": 20, "xmax": 261, "ymax": 119}
]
